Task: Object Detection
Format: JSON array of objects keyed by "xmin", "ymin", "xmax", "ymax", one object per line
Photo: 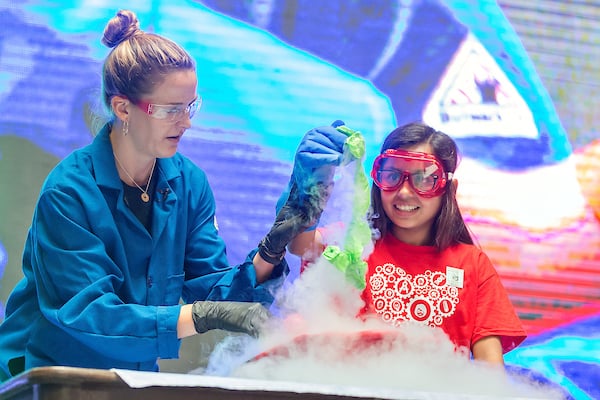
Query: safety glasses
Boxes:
[
  {"xmin": 134, "ymin": 96, "xmax": 202, "ymax": 122},
  {"xmin": 371, "ymin": 149, "xmax": 452, "ymax": 198}
]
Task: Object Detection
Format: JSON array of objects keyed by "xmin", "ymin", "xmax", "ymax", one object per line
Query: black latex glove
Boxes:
[
  {"xmin": 192, "ymin": 301, "xmax": 270, "ymax": 337},
  {"xmin": 258, "ymin": 181, "xmax": 328, "ymax": 265}
]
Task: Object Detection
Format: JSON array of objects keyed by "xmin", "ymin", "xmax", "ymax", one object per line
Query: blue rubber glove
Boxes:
[
  {"xmin": 258, "ymin": 121, "xmax": 348, "ymax": 264},
  {"xmin": 292, "ymin": 120, "xmax": 348, "ymax": 194},
  {"xmin": 276, "ymin": 120, "xmax": 348, "ymax": 232}
]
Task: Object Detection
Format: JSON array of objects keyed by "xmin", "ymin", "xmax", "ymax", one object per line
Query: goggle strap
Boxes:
[{"xmin": 424, "ymin": 164, "xmax": 438, "ymax": 177}]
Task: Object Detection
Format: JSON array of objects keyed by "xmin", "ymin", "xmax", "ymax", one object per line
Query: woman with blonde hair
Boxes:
[{"xmin": 0, "ymin": 9, "xmax": 343, "ymax": 379}]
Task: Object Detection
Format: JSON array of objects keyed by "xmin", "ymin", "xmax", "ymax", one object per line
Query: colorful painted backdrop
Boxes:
[{"xmin": 0, "ymin": 1, "xmax": 598, "ymax": 398}]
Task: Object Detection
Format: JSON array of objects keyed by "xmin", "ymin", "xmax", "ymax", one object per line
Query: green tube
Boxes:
[{"xmin": 321, "ymin": 126, "xmax": 371, "ymax": 289}]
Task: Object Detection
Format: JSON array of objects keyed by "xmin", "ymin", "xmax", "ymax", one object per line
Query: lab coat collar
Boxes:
[{"xmin": 91, "ymin": 123, "xmax": 181, "ymax": 191}]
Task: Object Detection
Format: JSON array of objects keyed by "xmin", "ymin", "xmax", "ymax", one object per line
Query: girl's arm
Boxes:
[
  {"xmin": 287, "ymin": 229, "xmax": 322, "ymax": 260},
  {"xmin": 472, "ymin": 336, "xmax": 504, "ymax": 365}
]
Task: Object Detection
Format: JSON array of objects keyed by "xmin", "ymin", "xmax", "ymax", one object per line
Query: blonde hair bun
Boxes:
[{"xmin": 101, "ymin": 9, "xmax": 141, "ymax": 48}]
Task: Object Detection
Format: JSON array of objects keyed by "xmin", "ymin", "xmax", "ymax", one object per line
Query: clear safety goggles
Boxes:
[
  {"xmin": 371, "ymin": 149, "xmax": 452, "ymax": 198},
  {"xmin": 134, "ymin": 96, "xmax": 202, "ymax": 122}
]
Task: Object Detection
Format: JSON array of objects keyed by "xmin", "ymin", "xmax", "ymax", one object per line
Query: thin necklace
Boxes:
[{"xmin": 113, "ymin": 152, "xmax": 156, "ymax": 203}]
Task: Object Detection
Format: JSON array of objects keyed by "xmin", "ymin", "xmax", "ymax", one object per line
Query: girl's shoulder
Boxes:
[
  {"xmin": 445, "ymin": 242, "xmax": 485, "ymax": 256},
  {"xmin": 442, "ymin": 242, "xmax": 493, "ymax": 264}
]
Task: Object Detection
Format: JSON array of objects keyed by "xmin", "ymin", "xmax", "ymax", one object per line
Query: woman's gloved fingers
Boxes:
[{"xmin": 192, "ymin": 301, "xmax": 271, "ymax": 337}]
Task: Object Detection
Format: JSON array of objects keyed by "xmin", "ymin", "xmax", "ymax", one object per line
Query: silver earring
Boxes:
[{"xmin": 122, "ymin": 120, "xmax": 129, "ymax": 136}]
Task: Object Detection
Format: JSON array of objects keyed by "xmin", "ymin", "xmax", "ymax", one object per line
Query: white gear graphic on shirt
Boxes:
[{"xmin": 369, "ymin": 263, "xmax": 459, "ymax": 327}]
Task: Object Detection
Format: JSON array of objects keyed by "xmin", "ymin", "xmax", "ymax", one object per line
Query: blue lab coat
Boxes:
[{"xmin": 0, "ymin": 124, "xmax": 283, "ymax": 378}]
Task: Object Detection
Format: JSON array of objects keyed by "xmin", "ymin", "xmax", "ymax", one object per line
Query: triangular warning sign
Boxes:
[{"xmin": 423, "ymin": 34, "xmax": 537, "ymax": 139}]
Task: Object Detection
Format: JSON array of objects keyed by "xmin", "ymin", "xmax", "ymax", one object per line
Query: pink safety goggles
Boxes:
[{"xmin": 371, "ymin": 149, "xmax": 452, "ymax": 198}]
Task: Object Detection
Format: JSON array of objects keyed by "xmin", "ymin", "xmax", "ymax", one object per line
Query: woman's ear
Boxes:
[{"xmin": 110, "ymin": 95, "xmax": 130, "ymax": 122}]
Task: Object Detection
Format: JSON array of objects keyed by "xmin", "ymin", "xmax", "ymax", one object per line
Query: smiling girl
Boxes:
[{"xmin": 289, "ymin": 122, "xmax": 526, "ymax": 365}]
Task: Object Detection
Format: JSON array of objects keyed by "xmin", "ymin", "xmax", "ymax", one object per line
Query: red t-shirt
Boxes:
[{"xmin": 360, "ymin": 232, "xmax": 526, "ymax": 353}]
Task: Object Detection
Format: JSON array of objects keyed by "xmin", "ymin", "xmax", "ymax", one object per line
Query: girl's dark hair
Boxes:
[
  {"xmin": 369, "ymin": 122, "xmax": 474, "ymax": 251},
  {"xmin": 100, "ymin": 9, "xmax": 196, "ymax": 114}
]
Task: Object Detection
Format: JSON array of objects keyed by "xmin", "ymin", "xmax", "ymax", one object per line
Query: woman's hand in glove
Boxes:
[
  {"xmin": 292, "ymin": 121, "xmax": 348, "ymax": 194},
  {"xmin": 257, "ymin": 121, "xmax": 349, "ymax": 266},
  {"xmin": 191, "ymin": 301, "xmax": 270, "ymax": 338},
  {"xmin": 258, "ymin": 181, "xmax": 325, "ymax": 265}
]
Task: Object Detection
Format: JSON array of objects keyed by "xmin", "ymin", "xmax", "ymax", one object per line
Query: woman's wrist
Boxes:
[
  {"xmin": 177, "ymin": 304, "xmax": 196, "ymax": 339},
  {"xmin": 253, "ymin": 252, "xmax": 276, "ymax": 283}
]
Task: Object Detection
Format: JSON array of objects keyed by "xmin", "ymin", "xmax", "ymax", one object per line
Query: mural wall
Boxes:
[{"xmin": 0, "ymin": 1, "xmax": 598, "ymax": 398}]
